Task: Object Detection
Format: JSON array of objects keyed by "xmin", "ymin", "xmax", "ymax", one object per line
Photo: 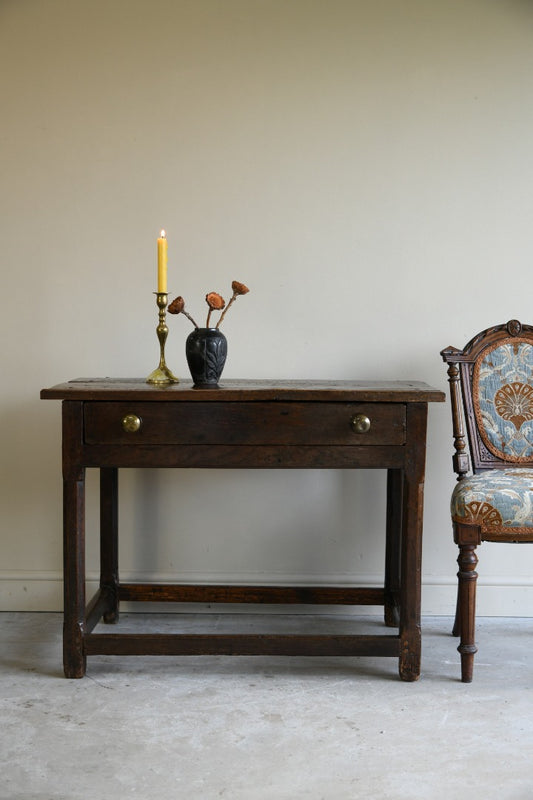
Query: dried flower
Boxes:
[
  {"xmin": 216, "ymin": 280, "xmax": 250, "ymax": 329},
  {"xmin": 231, "ymin": 280, "xmax": 249, "ymax": 296},
  {"xmin": 168, "ymin": 296, "xmax": 185, "ymax": 314},
  {"xmin": 205, "ymin": 292, "xmax": 225, "ymax": 327},
  {"xmin": 205, "ymin": 292, "xmax": 225, "ymax": 310},
  {"xmin": 170, "ymin": 281, "xmax": 249, "ymax": 331},
  {"xmin": 168, "ymin": 296, "xmax": 199, "ymax": 328}
]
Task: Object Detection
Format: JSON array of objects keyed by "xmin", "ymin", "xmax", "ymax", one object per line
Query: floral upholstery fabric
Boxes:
[
  {"xmin": 473, "ymin": 340, "xmax": 533, "ymax": 461},
  {"xmin": 451, "ymin": 468, "xmax": 533, "ymax": 534}
]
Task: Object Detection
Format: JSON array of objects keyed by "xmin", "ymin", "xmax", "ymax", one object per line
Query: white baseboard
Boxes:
[{"xmin": 1, "ymin": 571, "xmax": 532, "ymax": 616}]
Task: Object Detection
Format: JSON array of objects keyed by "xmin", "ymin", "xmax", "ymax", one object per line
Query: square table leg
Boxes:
[
  {"xmin": 384, "ymin": 468, "xmax": 403, "ymax": 628},
  {"xmin": 63, "ymin": 471, "xmax": 86, "ymax": 678},
  {"xmin": 100, "ymin": 467, "xmax": 119, "ymax": 624},
  {"xmin": 398, "ymin": 403, "xmax": 428, "ymax": 682}
]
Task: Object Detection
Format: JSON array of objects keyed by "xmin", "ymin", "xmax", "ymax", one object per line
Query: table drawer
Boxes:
[{"xmin": 84, "ymin": 402, "xmax": 406, "ymax": 446}]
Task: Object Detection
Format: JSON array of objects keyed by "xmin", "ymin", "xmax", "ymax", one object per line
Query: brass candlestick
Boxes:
[{"xmin": 146, "ymin": 292, "xmax": 179, "ymax": 385}]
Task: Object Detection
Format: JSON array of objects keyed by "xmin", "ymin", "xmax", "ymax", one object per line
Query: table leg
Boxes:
[
  {"xmin": 100, "ymin": 467, "xmax": 119, "ymax": 623},
  {"xmin": 63, "ymin": 470, "xmax": 87, "ymax": 678},
  {"xmin": 398, "ymin": 404, "xmax": 427, "ymax": 682},
  {"xmin": 384, "ymin": 468, "xmax": 402, "ymax": 627}
]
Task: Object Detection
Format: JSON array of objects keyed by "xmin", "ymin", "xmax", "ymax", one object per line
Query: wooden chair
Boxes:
[{"xmin": 441, "ymin": 319, "xmax": 533, "ymax": 681}]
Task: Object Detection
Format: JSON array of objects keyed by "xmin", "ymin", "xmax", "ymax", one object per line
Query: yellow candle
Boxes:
[{"xmin": 157, "ymin": 229, "xmax": 168, "ymax": 293}]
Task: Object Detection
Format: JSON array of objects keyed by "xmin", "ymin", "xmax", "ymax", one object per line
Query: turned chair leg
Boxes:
[{"xmin": 456, "ymin": 543, "xmax": 479, "ymax": 683}]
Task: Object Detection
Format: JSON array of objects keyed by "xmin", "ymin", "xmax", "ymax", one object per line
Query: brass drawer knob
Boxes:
[
  {"xmin": 350, "ymin": 413, "xmax": 371, "ymax": 434},
  {"xmin": 122, "ymin": 414, "xmax": 142, "ymax": 433}
]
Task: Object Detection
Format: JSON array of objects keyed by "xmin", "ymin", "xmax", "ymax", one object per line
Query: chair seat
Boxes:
[{"xmin": 451, "ymin": 468, "xmax": 533, "ymax": 535}]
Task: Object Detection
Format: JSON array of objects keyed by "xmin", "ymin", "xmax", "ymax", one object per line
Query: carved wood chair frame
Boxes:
[{"xmin": 441, "ymin": 318, "xmax": 533, "ymax": 681}]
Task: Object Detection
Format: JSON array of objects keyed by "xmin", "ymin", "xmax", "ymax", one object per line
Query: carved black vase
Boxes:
[{"xmin": 185, "ymin": 328, "xmax": 227, "ymax": 388}]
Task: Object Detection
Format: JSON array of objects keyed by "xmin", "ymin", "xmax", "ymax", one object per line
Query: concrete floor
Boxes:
[{"xmin": 2, "ymin": 612, "xmax": 533, "ymax": 799}]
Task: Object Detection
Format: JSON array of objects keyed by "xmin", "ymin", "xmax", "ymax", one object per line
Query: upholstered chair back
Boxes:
[
  {"xmin": 442, "ymin": 320, "xmax": 533, "ymax": 476},
  {"xmin": 473, "ymin": 338, "xmax": 533, "ymax": 464}
]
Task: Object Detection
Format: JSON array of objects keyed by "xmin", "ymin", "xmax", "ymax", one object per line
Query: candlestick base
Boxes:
[
  {"xmin": 146, "ymin": 292, "xmax": 179, "ymax": 385},
  {"xmin": 146, "ymin": 364, "xmax": 179, "ymax": 385}
]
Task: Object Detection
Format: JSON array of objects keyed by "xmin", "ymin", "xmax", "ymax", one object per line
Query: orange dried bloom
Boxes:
[
  {"xmin": 205, "ymin": 292, "xmax": 225, "ymax": 310},
  {"xmin": 168, "ymin": 296, "xmax": 199, "ymax": 328},
  {"xmin": 168, "ymin": 296, "xmax": 185, "ymax": 314},
  {"xmin": 169, "ymin": 283, "xmax": 248, "ymax": 331},
  {"xmin": 231, "ymin": 280, "xmax": 249, "ymax": 295}
]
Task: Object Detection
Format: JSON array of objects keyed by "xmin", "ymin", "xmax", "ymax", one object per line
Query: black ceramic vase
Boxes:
[{"xmin": 185, "ymin": 327, "xmax": 227, "ymax": 387}]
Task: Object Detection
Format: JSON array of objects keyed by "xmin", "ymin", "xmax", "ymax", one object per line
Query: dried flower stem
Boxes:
[
  {"xmin": 183, "ymin": 310, "xmax": 199, "ymax": 328},
  {"xmin": 216, "ymin": 294, "xmax": 237, "ymax": 328},
  {"xmin": 216, "ymin": 281, "xmax": 249, "ymax": 328}
]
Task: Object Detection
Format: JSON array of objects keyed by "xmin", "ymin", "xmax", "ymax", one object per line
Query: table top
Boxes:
[{"xmin": 41, "ymin": 378, "xmax": 445, "ymax": 403}]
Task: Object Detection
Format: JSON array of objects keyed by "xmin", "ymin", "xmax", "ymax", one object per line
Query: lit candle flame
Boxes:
[{"xmin": 160, "ymin": 229, "xmax": 166, "ymax": 238}]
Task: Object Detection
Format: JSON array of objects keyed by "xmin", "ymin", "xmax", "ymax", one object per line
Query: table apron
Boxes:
[{"xmin": 76, "ymin": 443, "xmax": 407, "ymax": 469}]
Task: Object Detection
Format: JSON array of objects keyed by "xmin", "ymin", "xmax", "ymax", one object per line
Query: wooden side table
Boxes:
[{"xmin": 41, "ymin": 379, "xmax": 444, "ymax": 680}]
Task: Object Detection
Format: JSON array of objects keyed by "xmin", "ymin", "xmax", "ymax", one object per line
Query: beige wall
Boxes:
[{"xmin": 2, "ymin": 0, "xmax": 533, "ymax": 614}]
